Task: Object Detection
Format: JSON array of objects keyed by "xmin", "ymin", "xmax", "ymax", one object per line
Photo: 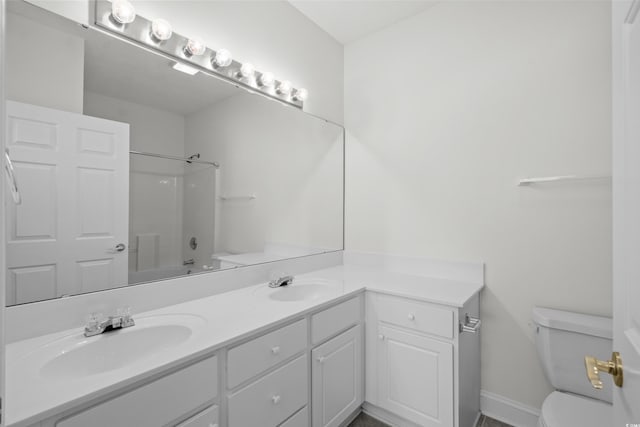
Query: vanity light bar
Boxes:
[{"xmin": 95, "ymin": 0, "xmax": 307, "ymax": 109}]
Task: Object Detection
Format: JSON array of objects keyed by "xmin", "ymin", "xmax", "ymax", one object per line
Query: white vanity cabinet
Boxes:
[
  {"xmin": 365, "ymin": 292, "xmax": 480, "ymax": 427},
  {"xmin": 311, "ymin": 325, "xmax": 363, "ymax": 427},
  {"xmin": 310, "ymin": 297, "xmax": 364, "ymax": 427},
  {"xmin": 224, "ymin": 295, "xmax": 364, "ymax": 427},
  {"xmin": 48, "ymin": 355, "xmax": 219, "ymax": 427}
]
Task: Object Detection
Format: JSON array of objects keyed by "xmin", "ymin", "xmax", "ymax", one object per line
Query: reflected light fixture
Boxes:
[
  {"xmin": 151, "ymin": 18, "xmax": 173, "ymax": 41},
  {"xmin": 95, "ymin": 0, "xmax": 308, "ymax": 107},
  {"xmin": 172, "ymin": 61, "xmax": 199, "ymax": 76},
  {"xmin": 258, "ymin": 71, "xmax": 275, "ymax": 87},
  {"xmin": 185, "ymin": 37, "xmax": 206, "ymax": 56},
  {"xmin": 293, "ymin": 88, "xmax": 308, "ymax": 102},
  {"xmin": 111, "ymin": 0, "xmax": 136, "ymax": 24},
  {"xmin": 238, "ymin": 62, "xmax": 256, "ymax": 79},
  {"xmin": 212, "ymin": 49, "xmax": 232, "ymax": 67},
  {"xmin": 277, "ymin": 80, "xmax": 292, "ymax": 96}
]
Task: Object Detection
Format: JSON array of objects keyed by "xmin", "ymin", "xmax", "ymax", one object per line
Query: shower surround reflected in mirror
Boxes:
[
  {"xmin": 4, "ymin": 1, "xmax": 344, "ymax": 305},
  {"xmin": 126, "ymin": 152, "xmax": 218, "ymax": 285}
]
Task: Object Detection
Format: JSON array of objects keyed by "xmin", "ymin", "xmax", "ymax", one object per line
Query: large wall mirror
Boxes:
[{"xmin": 4, "ymin": 1, "xmax": 344, "ymax": 306}]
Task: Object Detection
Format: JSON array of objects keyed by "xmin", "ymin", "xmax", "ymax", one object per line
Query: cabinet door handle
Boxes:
[
  {"xmin": 378, "ymin": 334, "xmax": 385, "ymax": 340},
  {"xmin": 272, "ymin": 395, "xmax": 281, "ymax": 405},
  {"xmin": 407, "ymin": 313, "xmax": 416, "ymax": 321},
  {"xmin": 271, "ymin": 346, "xmax": 280, "ymax": 355},
  {"xmin": 317, "ymin": 356, "xmax": 326, "ymax": 363}
]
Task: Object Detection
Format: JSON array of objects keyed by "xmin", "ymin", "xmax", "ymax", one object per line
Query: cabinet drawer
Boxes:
[
  {"xmin": 56, "ymin": 356, "xmax": 218, "ymax": 427},
  {"xmin": 377, "ymin": 294, "xmax": 453, "ymax": 339},
  {"xmin": 228, "ymin": 319, "xmax": 307, "ymax": 388},
  {"xmin": 280, "ymin": 407, "xmax": 308, "ymax": 427},
  {"xmin": 228, "ymin": 355, "xmax": 308, "ymax": 427},
  {"xmin": 176, "ymin": 405, "xmax": 219, "ymax": 427},
  {"xmin": 311, "ymin": 297, "xmax": 361, "ymax": 344}
]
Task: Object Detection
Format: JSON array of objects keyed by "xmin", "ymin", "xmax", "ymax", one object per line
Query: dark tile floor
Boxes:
[
  {"xmin": 346, "ymin": 412, "xmax": 513, "ymax": 427},
  {"xmin": 347, "ymin": 413, "xmax": 390, "ymax": 427},
  {"xmin": 476, "ymin": 414, "xmax": 514, "ymax": 427}
]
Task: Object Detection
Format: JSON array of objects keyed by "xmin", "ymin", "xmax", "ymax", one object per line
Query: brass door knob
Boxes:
[{"xmin": 584, "ymin": 351, "xmax": 623, "ymax": 389}]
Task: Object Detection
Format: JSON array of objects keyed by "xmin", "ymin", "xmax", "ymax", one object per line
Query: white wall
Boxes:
[
  {"xmin": 26, "ymin": 0, "xmax": 344, "ymax": 124},
  {"xmin": 185, "ymin": 93, "xmax": 344, "ymax": 257},
  {"xmin": 6, "ymin": 11, "xmax": 84, "ymax": 113},
  {"xmin": 84, "ymin": 91, "xmax": 186, "ymax": 271},
  {"xmin": 345, "ymin": 1, "xmax": 612, "ymax": 410}
]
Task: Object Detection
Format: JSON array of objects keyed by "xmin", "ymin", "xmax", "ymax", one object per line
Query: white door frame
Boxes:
[
  {"xmin": 1, "ymin": 0, "xmax": 7, "ymax": 424},
  {"xmin": 613, "ymin": 0, "xmax": 640, "ymax": 425}
]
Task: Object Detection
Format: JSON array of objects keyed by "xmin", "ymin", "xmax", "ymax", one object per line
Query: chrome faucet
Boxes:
[
  {"xmin": 84, "ymin": 307, "xmax": 135, "ymax": 337},
  {"xmin": 183, "ymin": 259, "xmax": 195, "ymax": 266},
  {"xmin": 269, "ymin": 275, "xmax": 294, "ymax": 288}
]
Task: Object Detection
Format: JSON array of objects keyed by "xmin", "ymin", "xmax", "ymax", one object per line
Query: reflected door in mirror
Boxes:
[{"xmin": 5, "ymin": 101, "xmax": 130, "ymax": 304}]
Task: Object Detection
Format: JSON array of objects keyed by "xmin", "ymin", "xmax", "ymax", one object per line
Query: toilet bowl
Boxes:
[{"xmin": 533, "ymin": 307, "xmax": 613, "ymax": 427}]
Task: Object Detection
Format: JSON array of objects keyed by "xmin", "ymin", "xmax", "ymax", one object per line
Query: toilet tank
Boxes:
[{"xmin": 533, "ymin": 307, "xmax": 613, "ymax": 403}]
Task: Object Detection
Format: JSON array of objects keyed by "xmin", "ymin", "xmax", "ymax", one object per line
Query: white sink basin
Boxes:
[
  {"xmin": 22, "ymin": 314, "xmax": 206, "ymax": 381},
  {"xmin": 268, "ymin": 284, "xmax": 333, "ymax": 301},
  {"xmin": 254, "ymin": 279, "xmax": 338, "ymax": 302}
]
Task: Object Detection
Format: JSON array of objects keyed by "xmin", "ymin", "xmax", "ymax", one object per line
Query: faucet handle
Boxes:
[
  {"xmin": 84, "ymin": 312, "xmax": 103, "ymax": 333},
  {"xmin": 121, "ymin": 306, "xmax": 135, "ymax": 328}
]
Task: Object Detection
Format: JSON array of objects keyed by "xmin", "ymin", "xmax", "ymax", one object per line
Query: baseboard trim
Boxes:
[
  {"xmin": 472, "ymin": 411, "xmax": 482, "ymax": 427},
  {"xmin": 361, "ymin": 402, "xmax": 420, "ymax": 427},
  {"xmin": 339, "ymin": 407, "xmax": 363, "ymax": 427},
  {"xmin": 480, "ymin": 390, "xmax": 541, "ymax": 427}
]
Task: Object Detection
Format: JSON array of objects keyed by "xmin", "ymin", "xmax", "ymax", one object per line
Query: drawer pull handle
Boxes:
[
  {"xmin": 272, "ymin": 395, "xmax": 281, "ymax": 405},
  {"xmin": 378, "ymin": 334, "xmax": 385, "ymax": 340},
  {"xmin": 317, "ymin": 356, "xmax": 326, "ymax": 363},
  {"xmin": 407, "ymin": 313, "xmax": 416, "ymax": 321},
  {"xmin": 271, "ymin": 346, "xmax": 280, "ymax": 355},
  {"xmin": 460, "ymin": 313, "xmax": 481, "ymax": 334}
]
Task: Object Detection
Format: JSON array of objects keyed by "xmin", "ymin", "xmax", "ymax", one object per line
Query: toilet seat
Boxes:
[{"xmin": 538, "ymin": 391, "xmax": 612, "ymax": 427}]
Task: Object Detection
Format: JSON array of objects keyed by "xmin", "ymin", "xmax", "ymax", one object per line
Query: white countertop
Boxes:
[{"xmin": 5, "ymin": 265, "xmax": 483, "ymax": 427}]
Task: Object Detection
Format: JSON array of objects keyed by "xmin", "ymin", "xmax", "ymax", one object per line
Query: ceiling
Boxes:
[{"xmin": 288, "ymin": 1, "xmax": 438, "ymax": 45}]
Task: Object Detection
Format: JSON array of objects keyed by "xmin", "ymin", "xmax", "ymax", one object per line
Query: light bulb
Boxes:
[
  {"xmin": 258, "ymin": 72, "xmax": 275, "ymax": 87},
  {"xmin": 293, "ymin": 88, "xmax": 308, "ymax": 102},
  {"xmin": 212, "ymin": 49, "xmax": 232, "ymax": 67},
  {"xmin": 150, "ymin": 18, "xmax": 172, "ymax": 41},
  {"xmin": 277, "ymin": 81, "xmax": 292, "ymax": 96},
  {"xmin": 185, "ymin": 37, "xmax": 206, "ymax": 56},
  {"xmin": 238, "ymin": 62, "xmax": 255, "ymax": 78},
  {"xmin": 111, "ymin": 0, "xmax": 136, "ymax": 24}
]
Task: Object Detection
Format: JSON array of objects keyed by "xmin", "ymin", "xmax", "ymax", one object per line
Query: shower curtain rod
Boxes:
[{"xmin": 129, "ymin": 150, "xmax": 220, "ymax": 168}]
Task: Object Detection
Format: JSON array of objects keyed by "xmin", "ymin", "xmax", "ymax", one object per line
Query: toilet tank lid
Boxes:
[{"xmin": 533, "ymin": 307, "xmax": 612, "ymax": 339}]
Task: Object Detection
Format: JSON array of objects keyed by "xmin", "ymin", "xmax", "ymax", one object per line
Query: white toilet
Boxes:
[{"xmin": 533, "ymin": 307, "xmax": 613, "ymax": 427}]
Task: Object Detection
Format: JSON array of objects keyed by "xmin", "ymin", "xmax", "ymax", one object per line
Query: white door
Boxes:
[
  {"xmin": 4, "ymin": 101, "xmax": 129, "ymax": 304},
  {"xmin": 1, "ymin": 2, "xmax": 6, "ymax": 424},
  {"xmin": 377, "ymin": 326, "xmax": 453, "ymax": 427},
  {"xmin": 311, "ymin": 325, "xmax": 363, "ymax": 427},
  {"xmin": 613, "ymin": 0, "xmax": 640, "ymax": 425}
]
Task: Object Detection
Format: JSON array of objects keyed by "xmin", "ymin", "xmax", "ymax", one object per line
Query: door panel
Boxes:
[
  {"xmin": 312, "ymin": 325, "xmax": 363, "ymax": 427},
  {"xmin": 5, "ymin": 101, "xmax": 129, "ymax": 304},
  {"xmin": 378, "ymin": 326, "xmax": 453, "ymax": 427}
]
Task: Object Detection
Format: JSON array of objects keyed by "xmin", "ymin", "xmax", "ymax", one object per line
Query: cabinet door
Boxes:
[
  {"xmin": 311, "ymin": 325, "xmax": 363, "ymax": 427},
  {"xmin": 377, "ymin": 326, "xmax": 453, "ymax": 427},
  {"xmin": 176, "ymin": 405, "xmax": 218, "ymax": 427}
]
